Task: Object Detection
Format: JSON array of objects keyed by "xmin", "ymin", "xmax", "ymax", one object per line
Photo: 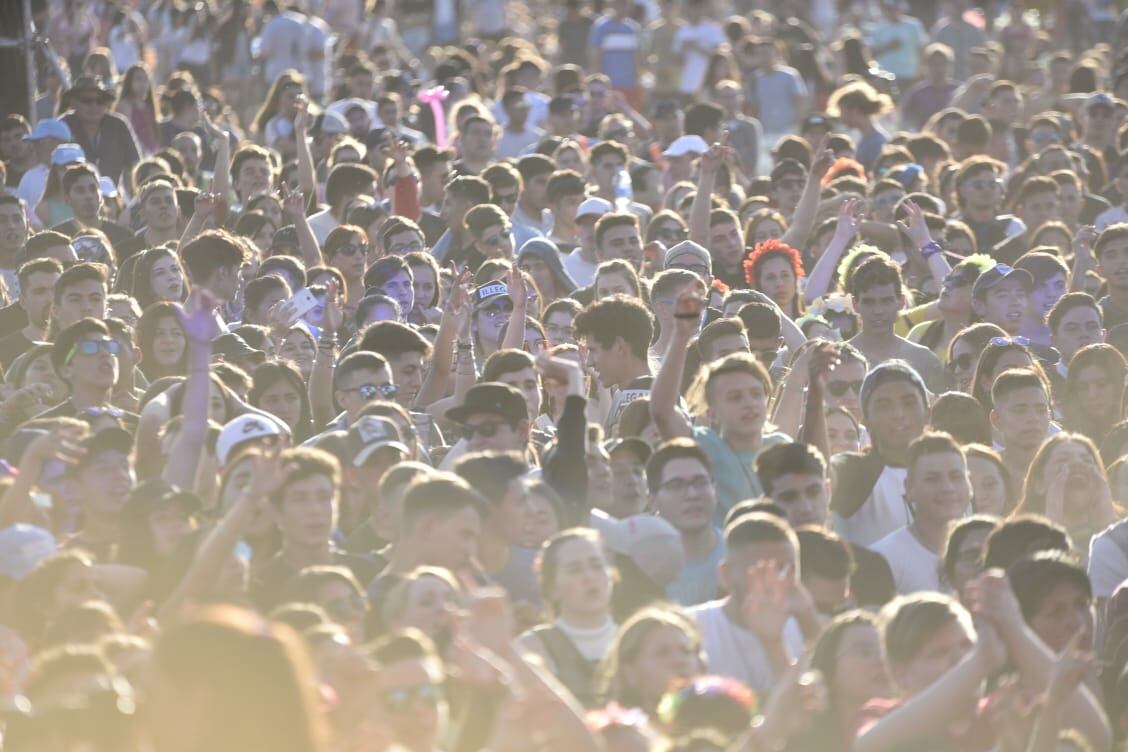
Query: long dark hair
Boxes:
[
  {"xmin": 248, "ymin": 360, "xmax": 314, "ymax": 441},
  {"xmin": 116, "ymin": 63, "xmax": 158, "ymax": 119},
  {"xmin": 132, "ymin": 247, "xmax": 188, "ymax": 310},
  {"xmin": 137, "ymin": 301, "xmax": 188, "ymax": 381},
  {"xmin": 1063, "ymin": 344, "xmax": 1128, "ymax": 445}
]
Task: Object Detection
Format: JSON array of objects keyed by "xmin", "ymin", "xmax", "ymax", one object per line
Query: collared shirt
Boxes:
[{"xmin": 62, "ymin": 112, "xmax": 141, "ymax": 185}]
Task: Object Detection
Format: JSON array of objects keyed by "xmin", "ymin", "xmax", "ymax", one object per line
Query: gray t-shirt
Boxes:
[{"xmin": 754, "ymin": 66, "xmax": 807, "ymax": 135}]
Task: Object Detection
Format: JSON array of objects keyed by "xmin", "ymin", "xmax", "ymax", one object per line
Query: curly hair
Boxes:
[{"xmin": 742, "ymin": 239, "xmax": 805, "ymax": 288}]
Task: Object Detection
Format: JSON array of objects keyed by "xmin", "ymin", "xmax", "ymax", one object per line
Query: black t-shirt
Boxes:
[
  {"xmin": 419, "ymin": 210, "xmax": 447, "ymax": 247},
  {"xmin": 0, "ymin": 302, "xmax": 26, "ymax": 340},
  {"xmin": 251, "ymin": 547, "xmax": 384, "ymax": 609},
  {"xmin": 848, "ymin": 542, "xmax": 896, "ymax": 609},
  {"xmin": 0, "ymin": 330, "xmax": 35, "ymax": 371},
  {"xmin": 1100, "ymin": 295, "xmax": 1128, "ymax": 330}
]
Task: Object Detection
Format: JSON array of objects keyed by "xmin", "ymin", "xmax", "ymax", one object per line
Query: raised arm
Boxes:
[
  {"xmin": 0, "ymin": 422, "xmax": 81, "ymax": 529},
  {"xmin": 797, "ymin": 342, "xmax": 835, "ymax": 462},
  {"xmin": 650, "ymin": 289, "xmax": 699, "ymax": 440},
  {"xmin": 309, "ymin": 279, "xmax": 343, "ymax": 429},
  {"xmin": 416, "ymin": 270, "xmax": 470, "ymax": 409},
  {"xmin": 282, "ymin": 184, "xmax": 322, "ymax": 270},
  {"xmin": 162, "ymin": 290, "xmax": 221, "ymax": 491},
  {"xmin": 178, "ymin": 191, "xmax": 219, "ymax": 246},
  {"xmin": 500, "ymin": 267, "xmax": 529, "ymax": 352},
  {"xmin": 780, "ymin": 139, "xmax": 833, "ymax": 250},
  {"xmin": 1070, "ymin": 225, "xmax": 1098, "ymax": 293},
  {"xmin": 201, "ymin": 108, "xmax": 231, "ymax": 201},
  {"xmin": 538, "ymin": 355, "xmax": 589, "ymax": 525},
  {"xmin": 896, "ymin": 199, "xmax": 952, "ymax": 292},
  {"xmin": 689, "ymin": 135, "xmax": 731, "ymax": 245},
  {"xmin": 805, "ymin": 197, "xmax": 863, "ymax": 304},
  {"xmin": 293, "ymin": 95, "xmax": 316, "ymax": 200}
]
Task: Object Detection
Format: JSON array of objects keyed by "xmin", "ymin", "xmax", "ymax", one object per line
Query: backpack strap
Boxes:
[{"xmin": 531, "ymin": 625, "xmax": 597, "ymax": 707}]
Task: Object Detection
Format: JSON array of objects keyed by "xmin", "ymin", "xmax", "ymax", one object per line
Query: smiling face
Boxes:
[
  {"xmin": 648, "ymin": 456, "xmax": 716, "ymax": 535},
  {"xmin": 906, "ymin": 450, "xmax": 972, "ymax": 529},
  {"xmin": 150, "ymin": 314, "xmax": 186, "ymax": 369}
]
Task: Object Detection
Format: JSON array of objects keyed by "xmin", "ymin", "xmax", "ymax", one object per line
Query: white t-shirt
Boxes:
[
  {"xmin": 832, "ymin": 465, "xmax": 910, "ymax": 547},
  {"xmin": 563, "ymin": 249, "xmax": 597, "ymax": 287},
  {"xmin": 16, "ymin": 165, "xmax": 49, "ymax": 225},
  {"xmin": 1088, "ymin": 518, "xmax": 1128, "ymax": 598},
  {"xmin": 258, "ymin": 11, "xmax": 308, "ymax": 83},
  {"xmin": 307, "ymin": 208, "xmax": 338, "ymax": 246},
  {"xmin": 871, "ymin": 526, "xmax": 943, "ymax": 595},
  {"xmin": 673, "ymin": 21, "xmax": 726, "ymax": 94},
  {"xmin": 691, "ymin": 599, "xmax": 805, "ymax": 695}
]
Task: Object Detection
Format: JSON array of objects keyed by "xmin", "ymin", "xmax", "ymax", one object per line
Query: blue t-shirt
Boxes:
[
  {"xmin": 667, "ymin": 529, "xmax": 724, "ymax": 606},
  {"xmin": 692, "ymin": 426, "xmax": 789, "ymax": 526},
  {"xmin": 588, "ymin": 16, "xmax": 641, "ymax": 87}
]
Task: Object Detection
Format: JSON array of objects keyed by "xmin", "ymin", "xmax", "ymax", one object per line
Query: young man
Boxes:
[
  {"xmin": 431, "ymin": 175, "xmax": 492, "ymax": 267},
  {"xmin": 690, "ymin": 513, "xmax": 818, "ymax": 694},
  {"xmin": 587, "ymin": 140, "xmax": 652, "ymax": 223},
  {"xmin": 179, "ymin": 229, "xmax": 250, "ymax": 306},
  {"xmin": 412, "ymin": 146, "xmax": 454, "ymax": 245},
  {"xmin": 69, "ymin": 427, "xmax": 137, "ymax": 560},
  {"xmin": 330, "ymin": 351, "xmax": 397, "ymax": 430},
  {"xmin": 50, "ymin": 262, "xmax": 108, "ymax": 334},
  {"xmin": 241, "ymin": 275, "xmax": 292, "ymax": 328},
  {"xmin": 871, "ymin": 432, "xmax": 971, "ymax": 594},
  {"xmin": 0, "ymin": 258, "xmax": 60, "ymax": 367},
  {"xmin": 605, "ymin": 436, "xmax": 650, "ymax": 518},
  {"xmin": 647, "ymin": 438, "xmax": 724, "ymax": 606},
  {"xmin": 445, "ymin": 382, "xmax": 531, "ymax": 456},
  {"xmin": 355, "ymin": 323, "xmax": 429, "ymax": 414},
  {"xmin": 673, "ymin": 0, "xmax": 725, "ymax": 99},
  {"xmin": 481, "ymin": 350, "xmax": 544, "ymax": 434},
  {"xmin": 231, "ymin": 144, "xmax": 276, "ymax": 206},
  {"xmin": 757, "ymin": 439, "xmax": 896, "ymax": 609},
  {"xmin": 454, "ymin": 451, "xmax": 538, "ymax": 605},
  {"xmin": 1014, "ymin": 251, "xmax": 1069, "ymax": 345},
  {"xmin": 306, "ymin": 163, "xmax": 378, "ymax": 244},
  {"xmin": 464, "ymin": 204, "xmax": 515, "ymax": 268},
  {"xmin": 990, "ymin": 368, "xmax": 1053, "ymax": 491},
  {"xmin": 43, "ymin": 318, "xmax": 138, "ymax": 425},
  {"xmin": 545, "ymin": 169, "xmax": 586, "ymax": 255},
  {"xmin": 513, "ymin": 154, "xmax": 554, "ymax": 236},
  {"xmin": 588, "ymin": 0, "xmax": 643, "ymax": 108},
  {"xmin": 563, "ymin": 197, "xmax": 612, "ymax": 287},
  {"xmin": 831, "ymin": 362, "xmax": 930, "ymax": 546},
  {"xmin": 251, "ymin": 447, "xmax": 381, "ymax": 608},
  {"xmin": 649, "ymin": 269, "xmax": 705, "ymax": 360},
  {"xmin": 0, "ymin": 195, "xmax": 28, "ymax": 298},
  {"xmin": 847, "ymin": 256, "xmax": 945, "ymax": 391},
  {"xmin": 593, "ymin": 212, "xmax": 644, "ymax": 272},
  {"xmin": 370, "ymin": 631, "xmax": 451, "ymax": 752},
  {"xmin": 573, "ymin": 295, "xmax": 653, "ymax": 433},
  {"xmin": 496, "ymin": 88, "xmax": 544, "ymax": 160},
  {"xmin": 453, "ymin": 115, "xmax": 498, "ymax": 176},
  {"xmin": 1009, "ymin": 551, "xmax": 1094, "ymax": 653},
  {"xmin": 1048, "ymin": 293, "xmax": 1105, "ymax": 386},
  {"xmin": 1094, "ymin": 223, "xmax": 1128, "ymax": 328},
  {"xmin": 953, "ymin": 156, "xmax": 1021, "ymax": 252},
  {"xmin": 900, "ymin": 43, "xmax": 958, "ymax": 131},
  {"xmin": 970, "ymin": 262, "xmax": 1035, "ymax": 337},
  {"xmin": 129, "ymin": 179, "xmax": 181, "ymax": 252},
  {"xmin": 53, "ymin": 163, "xmax": 135, "ymax": 255}
]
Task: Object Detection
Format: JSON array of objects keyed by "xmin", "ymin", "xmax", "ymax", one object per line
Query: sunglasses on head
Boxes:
[
  {"xmin": 460, "ymin": 421, "xmax": 510, "ymax": 441},
  {"xmin": 66, "ymin": 337, "xmax": 122, "ymax": 364},
  {"xmin": 990, "ymin": 336, "xmax": 1030, "ymax": 347}
]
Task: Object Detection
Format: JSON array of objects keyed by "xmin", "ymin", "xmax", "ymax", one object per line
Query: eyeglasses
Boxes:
[
  {"xmin": 658, "ymin": 475, "xmax": 712, "ymax": 494},
  {"xmin": 379, "ymin": 682, "xmax": 443, "ymax": 712},
  {"xmin": 989, "ymin": 336, "xmax": 1030, "ymax": 348},
  {"xmin": 334, "ymin": 243, "xmax": 369, "ymax": 257},
  {"xmin": 481, "ymin": 228, "xmax": 513, "ymax": 246},
  {"xmin": 460, "ymin": 421, "xmax": 511, "ymax": 441},
  {"xmin": 825, "ymin": 379, "xmax": 863, "ymax": 397},
  {"xmin": 389, "ymin": 240, "xmax": 425, "ymax": 255},
  {"xmin": 345, "ymin": 383, "xmax": 398, "ymax": 401},
  {"xmin": 480, "ymin": 300, "xmax": 514, "ymax": 319},
  {"xmin": 65, "ymin": 337, "xmax": 122, "ymax": 364}
]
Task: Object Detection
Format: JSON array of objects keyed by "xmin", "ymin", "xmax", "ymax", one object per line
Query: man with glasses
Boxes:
[
  {"xmin": 358, "ymin": 322, "xmax": 432, "ymax": 413},
  {"xmin": 42, "ymin": 318, "xmax": 138, "ymax": 428},
  {"xmin": 663, "ymin": 240, "xmax": 712, "ymax": 285},
  {"xmin": 60, "ymin": 77, "xmax": 141, "ymax": 185},
  {"xmin": 446, "ymin": 382, "xmax": 531, "ymax": 455},
  {"xmin": 328, "ymin": 351, "xmax": 397, "ymax": 431},
  {"xmin": 646, "ymin": 438, "xmax": 723, "ymax": 606}
]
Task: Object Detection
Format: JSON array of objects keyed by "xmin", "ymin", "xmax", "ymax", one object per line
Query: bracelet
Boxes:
[{"xmin": 920, "ymin": 240, "xmax": 942, "ymax": 259}]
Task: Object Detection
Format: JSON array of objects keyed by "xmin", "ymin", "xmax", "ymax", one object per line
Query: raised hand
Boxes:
[
  {"xmin": 741, "ymin": 560, "xmax": 792, "ymax": 642},
  {"xmin": 176, "ymin": 289, "xmax": 222, "ymax": 344},
  {"xmin": 281, "ymin": 183, "xmax": 306, "ymax": 221},
  {"xmin": 672, "ymin": 288, "xmax": 705, "ymax": 339},
  {"xmin": 193, "ymin": 192, "xmax": 219, "ymax": 222},
  {"xmin": 833, "ymin": 197, "xmax": 865, "ymax": 242},
  {"xmin": 807, "ymin": 340, "xmax": 841, "ymax": 387},
  {"xmin": 701, "ymin": 130, "xmax": 734, "ymax": 176},
  {"xmin": 1073, "ymin": 225, "xmax": 1097, "ymax": 263},
  {"xmin": 895, "ymin": 200, "xmax": 933, "ymax": 250},
  {"xmin": 293, "ymin": 94, "xmax": 309, "ymax": 135},
  {"xmin": 756, "ymin": 653, "xmax": 828, "ymax": 747},
  {"xmin": 323, "ymin": 278, "xmax": 344, "ymax": 334},
  {"xmin": 7, "ymin": 382, "xmax": 57, "ymax": 413},
  {"xmin": 506, "ymin": 264, "xmax": 527, "ymax": 307},
  {"xmin": 810, "ymin": 135, "xmax": 834, "ymax": 180},
  {"xmin": 965, "ymin": 569, "xmax": 1023, "ymax": 632},
  {"xmin": 245, "ymin": 444, "xmax": 293, "ymax": 503},
  {"xmin": 22, "ymin": 423, "xmax": 86, "ymax": 471}
]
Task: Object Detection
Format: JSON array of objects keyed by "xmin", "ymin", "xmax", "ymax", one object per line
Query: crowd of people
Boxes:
[{"xmin": 7, "ymin": 0, "xmax": 1128, "ymax": 750}]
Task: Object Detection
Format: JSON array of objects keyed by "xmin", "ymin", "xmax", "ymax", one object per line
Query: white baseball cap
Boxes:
[
  {"xmin": 216, "ymin": 413, "xmax": 291, "ymax": 465},
  {"xmin": 576, "ymin": 196, "xmax": 613, "ymax": 221}
]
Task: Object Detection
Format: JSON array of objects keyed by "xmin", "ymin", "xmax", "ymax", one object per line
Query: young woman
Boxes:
[
  {"xmin": 404, "ymin": 251, "xmax": 442, "ymax": 326},
  {"xmin": 1016, "ymin": 432, "xmax": 1120, "ymax": 559},
  {"xmin": 743, "ymin": 239, "xmax": 805, "ymax": 320},
  {"xmin": 789, "ymin": 610, "xmax": 890, "ymax": 752},
  {"xmin": 284, "ymin": 566, "xmax": 369, "ymax": 646},
  {"xmin": 276, "ymin": 325, "xmax": 317, "ymax": 382},
  {"xmin": 365, "ymin": 256, "xmax": 414, "ymax": 323},
  {"xmin": 965, "ymin": 444, "xmax": 1015, "ymax": 516},
  {"xmin": 380, "ymin": 566, "xmax": 464, "ymax": 649},
  {"xmin": 251, "ymin": 71, "xmax": 307, "ymax": 158},
  {"xmin": 133, "ymin": 247, "xmax": 188, "ymax": 310},
  {"xmin": 138, "ymin": 302, "xmax": 189, "ymax": 381},
  {"xmin": 828, "ymin": 80, "xmax": 892, "ymax": 172},
  {"xmin": 941, "ymin": 516, "xmax": 999, "ymax": 602},
  {"xmin": 233, "ymin": 210, "xmax": 277, "ymax": 258},
  {"xmin": 969, "ymin": 337, "xmax": 1041, "ymax": 411},
  {"xmin": 1062, "ymin": 344, "xmax": 1128, "ymax": 446},
  {"xmin": 516, "ymin": 528, "xmax": 617, "ymax": 709},
  {"xmin": 594, "ymin": 260, "xmax": 643, "ymax": 301},
  {"xmin": 518, "ymin": 238, "xmax": 578, "ymax": 305},
  {"xmin": 249, "ymin": 360, "xmax": 313, "ymax": 442},
  {"xmin": 116, "ymin": 63, "xmax": 159, "ymax": 154},
  {"xmin": 599, "ymin": 606, "xmax": 703, "ymax": 718},
  {"xmin": 744, "ymin": 208, "xmax": 787, "ymax": 246},
  {"xmin": 947, "ymin": 323, "xmax": 1008, "ymax": 395}
]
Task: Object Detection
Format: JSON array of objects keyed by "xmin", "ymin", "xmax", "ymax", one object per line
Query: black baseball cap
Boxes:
[{"xmin": 446, "ymin": 383, "xmax": 528, "ymax": 424}]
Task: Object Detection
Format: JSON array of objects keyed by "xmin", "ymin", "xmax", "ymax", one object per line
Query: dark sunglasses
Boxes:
[
  {"xmin": 990, "ymin": 336, "xmax": 1030, "ymax": 347},
  {"xmin": 825, "ymin": 379, "xmax": 863, "ymax": 398},
  {"xmin": 66, "ymin": 337, "xmax": 122, "ymax": 364},
  {"xmin": 460, "ymin": 421, "xmax": 510, "ymax": 441},
  {"xmin": 348, "ymin": 383, "xmax": 398, "ymax": 401},
  {"xmin": 379, "ymin": 683, "xmax": 443, "ymax": 712}
]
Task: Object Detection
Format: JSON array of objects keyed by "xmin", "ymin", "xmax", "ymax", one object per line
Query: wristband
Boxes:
[{"xmin": 920, "ymin": 240, "xmax": 942, "ymax": 259}]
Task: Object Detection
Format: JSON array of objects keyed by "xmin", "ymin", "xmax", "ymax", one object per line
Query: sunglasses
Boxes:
[
  {"xmin": 480, "ymin": 300, "xmax": 514, "ymax": 319},
  {"xmin": 380, "ymin": 683, "xmax": 443, "ymax": 712},
  {"xmin": 826, "ymin": 379, "xmax": 863, "ymax": 398},
  {"xmin": 990, "ymin": 336, "xmax": 1030, "ymax": 347},
  {"xmin": 348, "ymin": 383, "xmax": 398, "ymax": 401},
  {"xmin": 460, "ymin": 421, "xmax": 511, "ymax": 441},
  {"xmin": 334, "ymin": 243, "xmax": 369, "ymax": 257},
  {"xmin": 66, "ymin": 337, "xmax": 122, "ymax": 364},
  {"xmin": 389, "ymin": 240, "xmax": 425, "ymax": 255},
  {"xmin": 82, "ymin": 406, "xmax": 125, "ymax": 418}
]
